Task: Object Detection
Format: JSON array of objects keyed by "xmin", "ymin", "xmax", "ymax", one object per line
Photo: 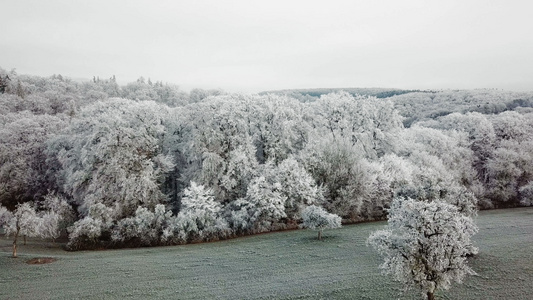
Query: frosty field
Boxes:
[{"xmin": 1, "ymin": 207, "xmax": 532, "ymax": 300}]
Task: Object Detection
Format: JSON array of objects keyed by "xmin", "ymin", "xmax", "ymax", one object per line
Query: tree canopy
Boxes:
[{"xmin": 0, "ymin": 67, "xmax": 531, "ymax": 250}]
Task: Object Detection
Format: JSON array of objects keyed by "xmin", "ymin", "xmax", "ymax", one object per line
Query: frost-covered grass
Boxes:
[{"xmin": 1, "ymin": 207, "xmax": 532, "ymax": 299}]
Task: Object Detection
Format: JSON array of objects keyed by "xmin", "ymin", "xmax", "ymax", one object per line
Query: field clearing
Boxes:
[{"xmin": 1, "ymin": 207, "xmax": 532, "ymax": 299}]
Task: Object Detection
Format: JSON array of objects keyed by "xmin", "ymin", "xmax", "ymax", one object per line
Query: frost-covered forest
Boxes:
[{"xmin": 1, "ymin": 67, "xmax": 532, "ymax": 250}]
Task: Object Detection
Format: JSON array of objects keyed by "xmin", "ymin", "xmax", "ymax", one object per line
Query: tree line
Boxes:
[{"xmin": 0, "ymin": 67, "xmax": 532, "ymax": 252}]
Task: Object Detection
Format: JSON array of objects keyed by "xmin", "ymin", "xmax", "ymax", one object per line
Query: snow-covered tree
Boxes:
[
  {"xmin": 300, "ymin": 137, "xmax": 360, "ymax": 217},
  {"xmin": 309, "ymin": 92, "xmax": 402, "ymax": 159},
  {"xmin": 112, "ymin": 204, "xmax": 174, "ymax": 246},
  {"xmin": 490, "ymin": 111, "xmax": 531, "ymax": 141},
  {"xmin": 301, "ymin": 205, "xmax": 341, "ymax": 240},
  {"xmin": 175, "ymin": 182, "xmax": 229, "ymax": 242},
  {"xmin": 41, "ymin": 193, "xmax": 75, "ymax": 233},
  {"xmin": 250, "ymin": 95, "xmax": 309, "ymax": 164},
  {"xmin": 50, "ymin": 99, "xmax": 174, "ymax": 218},
  {"xmin": 0, "ymin": 112, "xmax": 66, "ymax": 208},
  {"xmin": 300, "ymin": 137, "xmax": 384, "ymax": 221},
  {"xmin": 399, "ymin": 125, "xmax": 478, "ymax": 188},
  {"xmin": 254, "ymin": 158, "xmax": 324, "ymax": 222},
  {"xmin": 180, "ymin": 96, "xmax": 258, "ymax": 202},
  {"xmin": 519, "ymin": 182, "xmax": 533, "ymax": 206},
  {"xmin": 67, "ymin": 203, "xmax": 114, "ymax": 250},
  {"xmin": 387, "ymin": 137, "xmax": 479, "ymax": 217},
  {"xmin": 228, "ymin": 176, "xmax": 287, "ymax": 233},
  {"xmin": 423, "ymin": 112, "xmax": 496, "ymax": 180},
  {"xmin": 4, "ymin": 203, "xmax": 38, "ymax": 257},
  {"xmin": 121, "ymin": 78, "xmax": 188, "ymax": 106},
  {"xmin": 189, "ymin": 88, "xmax": 223, "ymax": 104},
  {"xmin": 484, "ymin": 139, "xmax": 533, "ymax": 206},
  {"xmin": 367, "ymin": 198, "xmax": 478, "ymax": 300},
  {"xmin": 1, "ymin": 202, "xmax": 63, "ymax": 257},
  {"xmin": 0, "ymin": 206, "xmax": 9, "ymax": 225},
  {"xmin": 247, "ymin": 176, "xmax": 287, "ymax": 231}
]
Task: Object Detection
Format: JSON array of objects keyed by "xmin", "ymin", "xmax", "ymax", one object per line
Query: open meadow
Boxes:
[{"xmin": 1, "ymin": 207, "xmax": 532, "ymax": 300}]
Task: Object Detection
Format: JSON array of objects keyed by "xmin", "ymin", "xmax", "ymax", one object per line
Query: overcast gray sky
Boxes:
[{"xmin": 2, "ymin": 0, "xmax": 533, "ymax": 93}]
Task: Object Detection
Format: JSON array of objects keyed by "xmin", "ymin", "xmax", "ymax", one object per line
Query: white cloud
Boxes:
[{"xmin": 2, "ymin": 0, "xmax": 533, "ymax": 92}]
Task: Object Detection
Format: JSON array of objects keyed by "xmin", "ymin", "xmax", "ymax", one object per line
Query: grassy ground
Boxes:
[{"xmin": 1, "ymin": 207, "xmax": 532, "ymax": 300}]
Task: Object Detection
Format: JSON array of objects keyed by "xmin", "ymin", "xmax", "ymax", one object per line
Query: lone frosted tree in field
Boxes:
[
  {"xmin": 301, "ymin": 205, "xmax": 341, "ymax": 240},
  {"xmin": 367, "ymin": 197, "xmax": 478, "ymax": 300}
]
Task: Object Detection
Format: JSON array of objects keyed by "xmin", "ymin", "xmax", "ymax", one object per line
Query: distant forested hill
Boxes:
[
  {"xmin": 389, "ymin": 89, "xmax": 533, "ymax": 127},
  {"xmin": 263, "ymin": 88, "xmax": 533, "ymax": 127},
  {"xmin": 260, "ymin": 88, "xmax": 419, "ymax": 102}
]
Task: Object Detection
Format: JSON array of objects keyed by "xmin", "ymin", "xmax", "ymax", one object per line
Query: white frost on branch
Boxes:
[{"xmin": 367, "ymin": 197, "xmax": 478, "ymax": 299}]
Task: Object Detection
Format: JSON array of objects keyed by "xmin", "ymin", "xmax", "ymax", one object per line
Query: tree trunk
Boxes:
[
  {"xmin": 13, "ymin": 220, "xmax": 21, "ymax": 258},
  {"xmin": 427, "ymin": 291, "xmax": 435, "ymax": 300},
  {"xmin": 318, "ymin": 230, "xmax": 322, "ymax": 240},
  {"xmin": 13, "ymin": 233, "xmax": 18, "ymax": 258},
  {"xmin": 24, "ymin": 235, "xmax": 26, "ymax": 245}
]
